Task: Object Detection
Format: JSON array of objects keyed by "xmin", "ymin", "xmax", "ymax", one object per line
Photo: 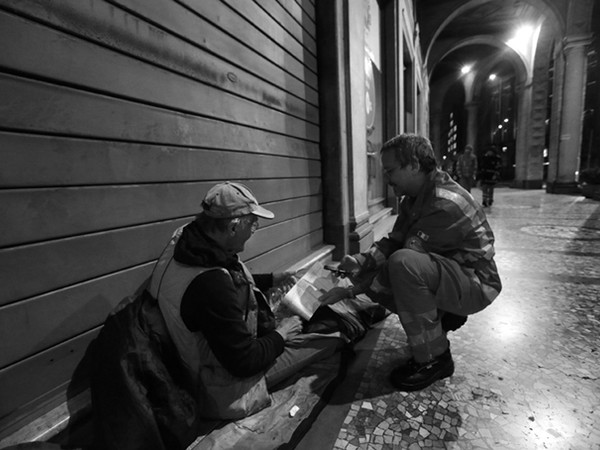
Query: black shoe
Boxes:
[
  {"xmin": 390, "ymin": 357, "xmax": 419, "ymax": 379},
  {"xmin": 389, "ymin": 348, "xmax": 454, "ymax": 391},
  {"xmin": 441, "ymin": 311, "xmax": 468, "ymax": 332}
]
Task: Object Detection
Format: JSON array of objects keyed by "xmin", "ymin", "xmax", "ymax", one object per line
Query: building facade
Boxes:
[{"xmin": 0, "ymin": 0, "xmax": 428, "ymax": 440}]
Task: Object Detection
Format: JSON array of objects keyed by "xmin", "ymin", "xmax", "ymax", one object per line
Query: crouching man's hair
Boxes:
[{"xmin": 381, "ymin": 134, "xmax": 438, "ymax": 173}]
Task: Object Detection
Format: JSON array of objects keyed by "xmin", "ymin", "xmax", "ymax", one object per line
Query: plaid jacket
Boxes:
[{"xmin": 357, "ymin": 169, "xmax": 501, "ymax": 304}]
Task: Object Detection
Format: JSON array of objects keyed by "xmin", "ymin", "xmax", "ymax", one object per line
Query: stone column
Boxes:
[
  {"xmin": 316, "ymin": 0, "xmax": 351, "ymax": 258},
  {"xmin": 513, "ymin": 81, "xmax": 544, "ymax": 188},
  {"xmin": 346, "ymin": 0, "xmax": 374, "ymax": 254},
  {"xmin": 548, "ymin": 35, "xmax": 591, "ymax": 193},
  {"xmin": 429, "ymin": 109, "xmax": 443, "ymax": 162},
  {"xmin": 546, "ymin": 45, "xmax": 564, "ymax": 189},
  {"xmin": 465, "ymin": 101, "xmax": 478, "ymax": 152}
]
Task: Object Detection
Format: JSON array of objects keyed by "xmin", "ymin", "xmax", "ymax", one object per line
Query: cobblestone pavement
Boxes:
[{"xmin": 327, "ymin": 188, "xmax": 600, "ymax": 450}]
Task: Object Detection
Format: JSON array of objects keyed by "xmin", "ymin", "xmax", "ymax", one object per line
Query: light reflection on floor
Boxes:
[{"xmin": 302, "ymin": 187, "xmax": 600, "ymax": 450}]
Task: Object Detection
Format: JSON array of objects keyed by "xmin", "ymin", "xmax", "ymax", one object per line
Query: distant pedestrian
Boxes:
[
  {"xmin": 443, "ymin": 153, "xmax": 457, "ymax": 181},
  {"xmin": 479, "ymin": 146, "xmax": 502, "ymax": 207},
  {"xmin": 456, "ymin": 145, "xmax": 477, "ymax": 192}
]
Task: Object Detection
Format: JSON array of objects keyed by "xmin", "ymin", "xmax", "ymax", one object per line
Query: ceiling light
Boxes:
[
  {"xmin": 461, "ymin": 65, "xmax": 472, "ymax": 75},
  {"xmin": 506, "ymin": 24, "xmax": 538, "ymax": 56},
  {"xmin": 489, "ymin": 74, "xmax": 497, "ymax": 81}
]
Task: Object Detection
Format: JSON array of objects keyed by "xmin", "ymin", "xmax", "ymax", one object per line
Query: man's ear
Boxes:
[{"xmin": 228, "ymin": 220, "xmax": 238, "ymax": 236}]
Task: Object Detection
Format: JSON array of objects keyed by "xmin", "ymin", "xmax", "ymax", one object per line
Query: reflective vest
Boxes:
[{"xmin": 148, "ymin": 226, "xmax": 270, "ymax": 419}]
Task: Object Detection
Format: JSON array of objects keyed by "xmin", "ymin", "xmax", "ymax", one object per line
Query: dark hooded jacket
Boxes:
[{"xmin": 173, "ymin": 220, "xmax": 284, "ymax": 377}]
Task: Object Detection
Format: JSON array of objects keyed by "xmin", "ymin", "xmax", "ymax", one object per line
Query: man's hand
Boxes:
[
  {"xmin": 272, "ymin": 268, "xmax": 308, "ymax": 290},
  {"xmin": 338, "ymin": 255, "xmax": 361, "ymax": 276},
  {"xmin": 318, "ymin": 286, "xmax": 353, "ymax": 305},
  {"xmin": 275, "ymin": 316, "xmax": 303, "ymax": 342}
]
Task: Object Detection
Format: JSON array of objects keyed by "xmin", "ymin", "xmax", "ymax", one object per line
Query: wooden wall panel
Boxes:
[
  {"xmin": 277, "ymin": 0, "xmax": 317, "ymax": 37},
  {"xmin": 220, "ymin": 0, "xmax": 318, "ymax": 74},
  {"xmin": 0, "ymin": 188, "xmax": 321, "ymax": 247},
  {"xmin": 0, "ymin": 134, "xmax": 319, "ymax": 187},
  {"xmin": 254, "ymin": 0, "xmax": 317, "ymax": 57},
  {"xmin": 0, "ymin": 264, "xmax": 153, "ymax": 368},
  {"xmin": 0, "ymin": 74, "xmax": 318, "ymax": 143},
  {"xmin": 0, "ymin": 0, "xmax": 322, "ymax": 433},
  {"xmin": 0, "ymin": 9, "xmax": 318, "ymax": 126},
  {"xmin": 245, "ymin": 229, "xmax": 324, "ymax": 273},
  {"xmin": 0, "ymin": 330, "xmax": 99, "ymax": 424},
  {"xmin": 0, "ymin": 1, "xmax": 318, "ymax": 110},
  {"xmin": 242, "ymin": 211, "xmax": 322, "ymax": 259},
  {"xmin": 177, "ymin": 0, "xmax": 318, "ymax": 89},
  {"xmin": 0, "ymin": 219, "xmax": 190, "ymax": 306}
]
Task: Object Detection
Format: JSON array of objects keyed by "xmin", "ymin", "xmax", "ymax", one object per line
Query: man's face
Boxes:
[
  {"xmin": 382, "ymin": 150, "xmax": 421, "ymax": 198},
  {"xmin": 227, "ymin": 215, "xmax": 258, "ymax": 255}
]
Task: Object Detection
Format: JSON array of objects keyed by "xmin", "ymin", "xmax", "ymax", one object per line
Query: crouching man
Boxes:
[
  {"xmin": 320, "ymin": 134, "xmax": 501, "ymax": 392},
  {"xmin": 149, "ymin": 182, "xmax": 340, "ymax": 419}
]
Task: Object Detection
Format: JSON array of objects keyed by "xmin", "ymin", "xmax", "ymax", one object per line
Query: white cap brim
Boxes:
[{"xmin": 251, "ymin": 204, "xmax": 275, "ymax": 219}]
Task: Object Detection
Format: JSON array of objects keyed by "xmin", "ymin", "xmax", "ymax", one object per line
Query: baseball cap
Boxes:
[{"xmin": 201, "ymin": 181, "xmax": 275, "ymax": 219}]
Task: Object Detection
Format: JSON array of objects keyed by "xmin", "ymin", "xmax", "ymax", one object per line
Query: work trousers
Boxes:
[
  {"xmin": 458, "ymin": 176, "xmax": 474, "ymax": 192},
  {"xmin": 481, "ymin": 183, "xmax": 495, "ymax": 205},
  {"xmin": 387, "ymin": 249, "xmax": 488, "ymax": 363}
]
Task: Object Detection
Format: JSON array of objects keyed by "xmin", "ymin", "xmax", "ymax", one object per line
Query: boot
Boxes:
[{"xmin": 389, "ymin": 347, "xmax": 454, "ymax": 391}]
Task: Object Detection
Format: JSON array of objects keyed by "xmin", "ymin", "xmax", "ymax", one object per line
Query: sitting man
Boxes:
[
  {"xmin": 320, "ymin": 134, "xmax": 501, "ymax": 391},
  {"xmin": 148, "ymin": 181, "xmax": 341, "ymax": 419}
]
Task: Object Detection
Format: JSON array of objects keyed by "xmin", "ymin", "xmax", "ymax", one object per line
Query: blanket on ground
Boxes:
[
  {"xmin": 187, "ymin": 352, "xmax": 346, "ymax": 450},
  {"xmin": 89, "ymin": 285, "xmax": 388, "ymax": 450}
]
